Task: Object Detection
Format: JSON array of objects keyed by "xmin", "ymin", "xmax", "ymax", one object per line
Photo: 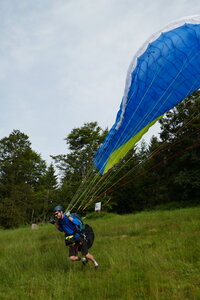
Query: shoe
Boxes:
[
  {"xmin": 94, "ymin": 262, "xmax": 99, "ymax": 269},
  {"xmin": 82, "ymin": 259, "xmax": 88, "ymax": 266}
]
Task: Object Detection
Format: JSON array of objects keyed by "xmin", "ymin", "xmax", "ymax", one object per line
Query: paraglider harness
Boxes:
[{"xmin": 65, "ymin": 213, "xmax": 95, "ymax": 250}]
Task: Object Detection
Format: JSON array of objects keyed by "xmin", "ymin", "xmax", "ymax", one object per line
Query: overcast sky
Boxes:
[{"xmin": 1, "ymin": 0, "xmax": 200, "ymax": 164}]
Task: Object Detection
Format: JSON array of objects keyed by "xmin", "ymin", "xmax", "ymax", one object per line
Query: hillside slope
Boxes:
[{"xmin": 0, "ymin": 207, "xmax": 200, "ymax": 300}]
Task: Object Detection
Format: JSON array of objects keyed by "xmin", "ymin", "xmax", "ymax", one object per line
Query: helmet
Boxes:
[{"xmin": 53, "ymin": 205, "xmax": 64, "ymax": 212}]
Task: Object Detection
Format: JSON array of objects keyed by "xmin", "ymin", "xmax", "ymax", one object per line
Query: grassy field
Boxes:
[{"xmin": 0, "ymin": 207, "xmax": 200, "ymax": 300}]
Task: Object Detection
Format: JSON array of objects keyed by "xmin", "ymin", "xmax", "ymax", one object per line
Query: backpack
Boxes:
[
  {"xmin": 71, "ymin": 213, "xmax": 85, "ymax": 230},
  {"xmin": 82, "ymin": 224, "xmax": 95, "ymax": 249},
  {"xmin": 71, "ymin": 213, "xmax": 95, "ymax": 249}
]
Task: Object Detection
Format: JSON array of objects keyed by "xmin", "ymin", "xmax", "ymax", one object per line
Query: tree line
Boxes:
[{"xmin": 0, "ymin": 91, "xmax": 199, "ymax": 228}]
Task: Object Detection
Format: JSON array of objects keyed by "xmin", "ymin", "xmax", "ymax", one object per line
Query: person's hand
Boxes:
[
  {"xmin": 50, "ymin": 217, "xmax": 56, "ymax": 224},
  {"xmin": 66, "ymin": 211, "xmax": 70, "ymax": 217}
]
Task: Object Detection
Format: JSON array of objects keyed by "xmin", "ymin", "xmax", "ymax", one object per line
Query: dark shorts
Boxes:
[{"xmin": 68, "ymin": 236, "xmax": 88, "ymax": 257}]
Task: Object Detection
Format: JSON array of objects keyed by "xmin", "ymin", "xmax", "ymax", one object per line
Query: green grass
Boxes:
[{"xmin": 0, "ymin": 207, "xmax": 200, "ymax": 300}]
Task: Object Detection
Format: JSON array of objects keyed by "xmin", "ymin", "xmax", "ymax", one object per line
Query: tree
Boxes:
[
  {"xmin": 53, "ymin": 122, "xmax": 107, "ymax": 178},
  {"xmin": 0, "ymin": 130, "xmax": 46, "ymax": 228},
  {"xmin": 32, "ymin": 163, "xmax": 58, "ymax": 223},
  {"xmin": 157, "ymin": 90, "xmax": 200, "ymax": 205},
  {"xmin": 52, "ymin": 122, "xmax": 108, "ymax": 206}
]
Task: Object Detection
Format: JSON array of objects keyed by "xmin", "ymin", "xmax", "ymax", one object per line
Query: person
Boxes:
[{"xmin": 51, "ymin": 205, "xmax": 99, "ymax": 268}]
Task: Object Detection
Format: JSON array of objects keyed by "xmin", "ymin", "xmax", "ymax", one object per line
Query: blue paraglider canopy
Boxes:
[{"xmin": 94, "ymin": 15, "xmax": 200, "ymax": 174}]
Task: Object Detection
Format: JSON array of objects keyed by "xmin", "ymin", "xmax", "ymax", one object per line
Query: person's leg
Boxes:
[
  {"xmin": 69, "ymin": 245, "xmax": 80, "ymax": 261},
  {"xmin": 80, "ymin": 240, "xmax": 99, "ymax": 268},
  {"xmin": 69, "ymin": 255, "xmax": 80, "ymax": 261},
  {"xmin": 85, "ymin": 252, "xmax": 96, "ymax": 263},
  {"xmin": 85, "ymin": 253, "xmax": 99, "ymax": 268},
  {"xmin": 69, "ymin": 244, "xmax": 88, "ymax": 264}
]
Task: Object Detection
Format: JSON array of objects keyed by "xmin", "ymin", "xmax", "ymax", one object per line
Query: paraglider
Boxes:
[{"xmin": 94, "ymin": 15, "xmax": 200, "ymax": 174}]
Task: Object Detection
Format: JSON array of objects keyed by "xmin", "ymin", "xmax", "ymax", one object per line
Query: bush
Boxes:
[{"xmin": 85, "ymin": 211, "xmax": 117, "ymax": 220}]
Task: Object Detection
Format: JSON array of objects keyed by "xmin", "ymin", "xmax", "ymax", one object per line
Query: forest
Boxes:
[{"xmin": 0, "ymin": 91, "xmax": 199, "ymax": 229}]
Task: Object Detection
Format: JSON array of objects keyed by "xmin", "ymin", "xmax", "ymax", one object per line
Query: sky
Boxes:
[{"xmin": 1, "ymin": 0, "xmax": 200, "ymax": 165}]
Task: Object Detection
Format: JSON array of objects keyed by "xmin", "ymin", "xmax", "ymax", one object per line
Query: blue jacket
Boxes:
[{"xmin": 57, "ymin": 214, "xmax": 81, "ymax": 239}]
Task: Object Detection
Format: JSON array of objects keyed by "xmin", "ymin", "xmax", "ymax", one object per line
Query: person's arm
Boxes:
[
  {"xmin": 54, "ymin": 222, "xmax": 62, "ymax": 231},
  {"xmin": 66, "ymin": 212, "xmax": 81, "ymax": 226},
  {"xmin": 50, "ymin": 219, "xmax": 63, "ymax": 232},
  {"xmin": 71, "ymin": 217, "xmax": 81, "ymax": 226}
]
